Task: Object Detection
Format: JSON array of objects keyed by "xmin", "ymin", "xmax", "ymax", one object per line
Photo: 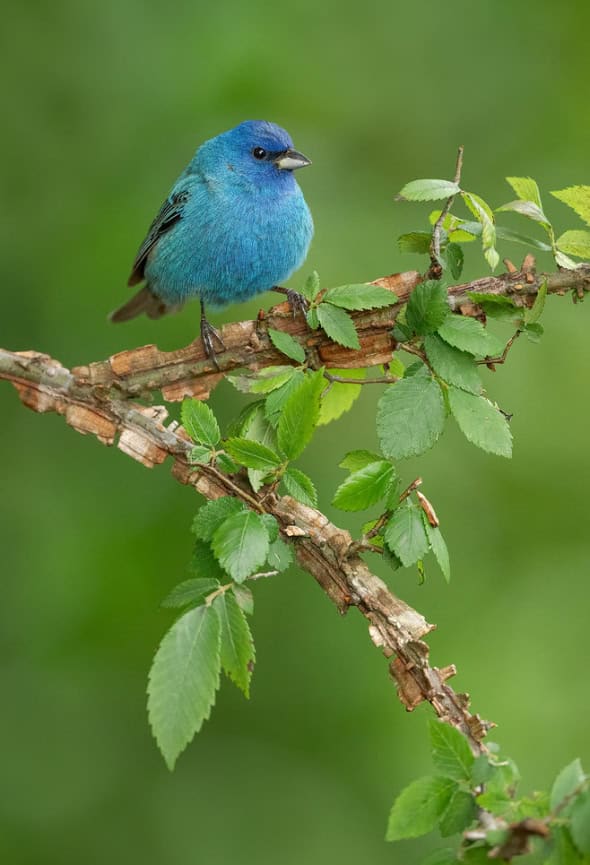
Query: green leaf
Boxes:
[
  {"xmin": 264, "ymin": 369, "xmax": 305, "ymax": 427},
  {"xmin": 448, "ymin": 387, "xmax": 512, "ymax": 458},
  {"xmin": 439, "ymin": 788, "xmax": 477, "ymax": 837},
  {"xmin": 471, "ymin": 754, "xmax": 495, "ymax": 786},
  {"xmin": 495, "ymin": 224, "xmax": 552, "ymax": 251},
  {"xmin": 377, "ymin": 375, "xmax": 446, "ymax": 460},
  {"xmin": 260, "ymin": 513, "xmax": 279, "ymax": 543},
  {"xmin": 497, "ymin": 199, "xmax": 551, "ymax": 229},
  {"xmin": 181, "ymin": 399, "xmax": 220, "ymax": 447},
  {"xmin": 323, "ymin": 284, "xmax": 396, "ymax": 311},
  {"xmin": 232, "ymin": 584, "xmax": 254, "ymax": 615},
  {"xmin": 161, "ymin": 578, "xmax": 220, "ymax": 609},
  {"xmin": 398, "ymin": 231, "xmax": 431, "ymax": 254},
  {"xmin": 189, "ymin": 539, "xmax": 227, "ymax": 581},
  {"xmin": 306, "ymin": 307, "xmax": 319, "ymax": 329},
  {"xmin": 551, "ymin": 186, "xmax": 590, "ymax": 227},
  {"xmin": 571, "ymin": 791, "xmax": 590, "ymax": 854},
  {"xmin": 268, "ymin": 327, "xmax": 306, "ymax": 363},
  {"xmin": 333, "ymin": 460, "xmax": 396, "ymax": 512},
  {"xmin": 424, "ymin": 334, "xmax": 481, "ymax": 394},
  {"xmin": 317, "ymin": 303, "xmax": 360, "ymax": 349},
  {"xmin": 318, "ymin": 368, "xmax": 364, "ymax": 425},
  {"xmin": 550, "ymin": 759, "xmax": 586, "ymax": 814},
  {"xmin": 526, "ymin": 280, "xmax": 547, "ymax": 325},
  {"xmin": 555, "ymin": 250, "xmax": 579, "ymax": 270},
  {"xmin": 506, "ymin": 176, "xmax": 543, "ymax": 209},
  {"xmin": 242, "ymin": 404, "xmax": 280, "ymax": 493},
  {"xmin": 266, "ymin": 538, "xmax": 293, "ymax": 572},
  {"xmin": 212, "ymin": 511, "xmax": 270, "ymax": 583},
  {"xmin": 282, "ymin": 467, "xmax": 318, "ymax": 507},
  {"xmin": 216, "ymin": 452, "xmax": 240, "ymax": 474},
  {"xmin": 302, "ymin": 270, "xmax": 321, "ymax": 302},
  {"xmin": 406, "ymin": 281, "xmax": 449, "ymax": 335},
  {"xmin": 384, "ymin": 502, "xmax": 429, "ymax": 567},
  {"xmin": 192, "ymin": 497, "xmax": 244, "ymax": 542},
  {"xmin": 437, "ymin": 315, "xmax": 504, "ymax": 357},
  {"xmin": 547, "ymin": 827, "xmax": 584, "ymax": 865},
  {"xmin": 397, "ymin": 178, "xmax": 461, "ymax": 202},
  {"xmin": 277, "ymin": 370, "xmax": 325, "ymax": 460},
  {"xmin": 213, "ymin": 592, "xmax": 255, "ymax": 697},
  {"xmin": 250, "ymin": 366, "xmax": 298, "ymax": 394},
  {"xmin": 424, "ymin": 519, "xmax": 451, "ymax": 583},
  {"xmin": 224, "ymin": 437, "xmax": 282, "ymax": 472},
  {"xmin": 339, "ymin": 449, "xmax": 383, "ymax": 471},
  {"xmin": 147, "ymin": 604, "xmax": 221, "ymax": 769},
  {"xmin": 463, "ymin": 191, "xmax": 499, "ymax": 270},
  {"xmin": 386, "ymin": 775, "xmax": 456, "ymax": 840},
  {"xmin": 466, "ymin": 292, "xmax": 519, "ymax": 308},
  {"xmin": 556, "ymin": 230, "xmax": 590, "ymax": 259},
  {"xmin": 190, "ymin": 445, "xmax": 212, "ymax": 464},
  {"xmin": 429, "ymin": 719, "xmax": 475, "ymax": 781},
  {"xmin": 446, "ymin": 243, "xmax": 464, "ymax": 280}
]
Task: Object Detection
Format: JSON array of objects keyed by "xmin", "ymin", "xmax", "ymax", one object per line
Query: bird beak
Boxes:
[{"xmin": 274, "ymin": 148, "xmax": 312, "ymax": 171}]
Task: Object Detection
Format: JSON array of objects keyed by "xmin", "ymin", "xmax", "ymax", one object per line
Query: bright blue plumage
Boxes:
[{"xmin": 112, "ymin": 121, "xmax": 314, "ymax": 359}]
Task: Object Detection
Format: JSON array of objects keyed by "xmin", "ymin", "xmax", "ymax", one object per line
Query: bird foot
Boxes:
[
  {"xmin": 286, "ymin": 289, "xmax": 309, "ymax": 318},
  {"xmin": 200, "ymin": 317, "xmax": 226, "ymax": 370}
]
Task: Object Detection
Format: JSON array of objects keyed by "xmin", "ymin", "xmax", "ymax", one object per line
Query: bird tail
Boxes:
[{"xmin": 109, "ymin": 286, "xmax": 170, "ymax": 323}]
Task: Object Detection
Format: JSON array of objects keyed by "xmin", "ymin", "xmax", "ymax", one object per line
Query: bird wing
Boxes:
[{"xmin": 127, "ymin": 186, "xmax": 190, "ymax": 286}]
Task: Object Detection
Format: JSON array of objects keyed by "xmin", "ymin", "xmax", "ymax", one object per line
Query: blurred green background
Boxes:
[{"xmin": 1, "ymin": 1, "xmax": 589, "ymax": 862}]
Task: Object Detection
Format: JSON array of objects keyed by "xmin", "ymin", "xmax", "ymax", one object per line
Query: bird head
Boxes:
[{"xmin": 196, "ymin": 120, "xmax": 311, "ymax": 189}]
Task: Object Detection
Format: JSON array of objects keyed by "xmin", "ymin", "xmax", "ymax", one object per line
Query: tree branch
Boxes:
[
  {"xmin": 67, "ymin": 262, "xmax": 590, "ymax": 402},
  {"xmin": 1, "ymin": 345, "xmax": 492, "ymax": 753}
]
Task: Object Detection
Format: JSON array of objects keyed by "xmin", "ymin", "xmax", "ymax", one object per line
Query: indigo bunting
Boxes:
[{"xmin": 111, "ymin": 120, "xmax": 313, "ymax": 363}]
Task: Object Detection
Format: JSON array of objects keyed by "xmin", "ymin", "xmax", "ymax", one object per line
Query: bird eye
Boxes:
[{"xmin": 252, "ymin": 147, "xmax": 267, "ymax": 160}]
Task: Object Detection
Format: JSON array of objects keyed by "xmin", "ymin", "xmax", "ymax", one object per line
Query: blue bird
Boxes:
[{"xmin": 111, "ymin": 120, "xmax": 313, "ymax": 363}]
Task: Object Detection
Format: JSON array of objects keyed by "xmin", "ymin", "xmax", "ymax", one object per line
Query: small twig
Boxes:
[
  {"xmin": 399, "ymin": 477, "xmax": 423, "ymax": 503},
  {"xmin": 477, "ymin": 330, "xmax": 521, "ymax": 369},
  {"xmin": 323, "ymin": 371, "xmax": 400, "ymax": 386},
  {"xmin": 399, "ymin": 342, "xmax": 436, "ymax": 375},
  {"xmin": 429, "ymin": 145, "xmax": 465, "ymax": 277}
]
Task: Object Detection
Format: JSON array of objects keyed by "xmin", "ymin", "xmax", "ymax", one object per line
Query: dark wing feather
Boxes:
[{"xmin": 128, "ymin": 188, "xmax": 190, "ymax": 286}]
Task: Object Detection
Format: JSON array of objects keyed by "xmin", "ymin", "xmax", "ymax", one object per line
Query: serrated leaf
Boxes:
[
  {"xmin": 439, "ymin": 788, "xmax": 477, "ymax": 837},
  {"xmin": 384, "ymin": 502, "xmax": 429, "ymax": 567},
  {"xmin": 318, "ymin": 368, "xmax": 364, "ymax": 425},
  {"xmin": 547, "ymin": 826, "xmax": 584, "ymax": 865},
  {"xmin": 260, "ymin": 513, "xmax": 279, "ymax": 543},
  {"xmin": 264, "ymin": 369, "xmax": 306, "ymax": 427},
  {"xmin": 463, "ymin": 191, "xmax": 498, "ymax": 270},
  {"xmin": 242, "ymin": 404, "xmax": 280, "ymax": 492},
  {"xmin": 556, "ymin": 230, "xmax": 590, "ymax": 259},
  {"xmin": 266, "ymin": 538, "xmax": 293, "ymax": 572},
  {"xmin": 551, "ymin": 186, "xmax": 590, "ymax": 227},
  {"xmin": 306, "ymin": 307, "xmax": 319, "ymax": 329},
  {"xmin": 212, "ymin": 510, "xmax": 270, "ymax": 583},
  {"xmin": 550, "ymin": 758, "xmax": 586, "ymax": 814},
  {"xmin": 317, "ymin": 303, "xmax": 360, "ymax": 349},
  {"xmin": 250, "ymin": 366, "xmax": 298, "ymax": 394},
  {"xmin": 555, "ymin": 250, "xmax": 579, "ymax": 270},
  {"xmin": 232, "ymin": 584, "xmax": 254, "ymax": 615},
  {"xmin": 446, "ymin": 243, "xmax": 464, "ymax": 280},
  {"xmin": 448, "ymin": 387, "xmax": 512, "ymax": 458},
  {"xmin": 526, "ymin": 280, "xmax": 547, "ymax": 325},
  {"xmin": 216, "ymin": 453, "xmax": 240, "ymax": 474},
  {"xmin": 192, "ymin": 497, "xmax": 244, "ymax": 542},
  {"xmin": 333, "ymin": 460, "xmax": 396, "ymax": 512},
  {"xmin": 495, "ymin": 224, "xmax": 552, "ymax": 251},
  {"xmin": 398, "ymin": 231, "xmax": 431, "ymax": 254},
  {"xmin": 277, "ymin": 370, "xmax": 325, "ymax": 460},
  {"xmin": 429, "ymin": 719, "xmax": 475, "ymax": 781},
  {"xmin": 424, "ymin": 519, "xmax": 451, "ymax": 583},
  {"xmin": 161, "ymin": 578, "xmax": 220, "ymax": 609},
  {"xmin": 386, "ymin": 775, "xmax": 456, "ymax": 840},
  {"xmin": 190, "ymin": 445, "xmax": 212, "ymax": 464},
  {"xmin": 571, "ymin": 791, "xmax": 590, "ymax": 853},
  {"xmin": 268, "ymin": 327, "xmax": 306, "ymax": 363},
  {"xmin": 497, "ymin": 199, "xmax": 551, "ymax": 229},
  {"xmin": 339, "ymin": 449, "xmax": 383, "ymax": 471},
  {"xmin": 323, "ymin": 284, "xmax": 397, "ymax": 310},
  {"xmin": 224, "ymin": 437, "xmax": 282, "ymax": 472},
  {"xmin": 282, "ymin": 467, "xmax": 318, "ymax": 507},
  {"xmin": 506, "ymin": 176, "xmax": 543, "ymax": 209},
  {"xmin": 424, "ymin": 334, "xmax": 481, "ymax": 394},
  {"xmin": 406, "ymin": 280, "xmax": 449, "ymax": 335},
  {"xmin": 213, "ymin": 592, "xmax": 255, "ymax": 697},
  {"xmin": 181, "ymin": 399, "xmax": 220, "ymax": 447},
  {"xmin": 471, "ymin": 754, "xmax": 495, "ymax": 786},
  {"xmin": 302, "ymin": 270, "xmax": 321, "ymax": 302},
  {"xmin": 377, "ymin": 375, "xmax": 446, "ymax": 460},
  {"xmin": 190, "ymin": 539, "xmax": 227, "ymax": 581},
  {"xmin": 148, "ymin": 604, "xmax": 221, "ymax": 770},
  {"xmin": 437, "ymin": 315, "xmax": 504, "ymax": 357},
  {"xmin": 466, "ymin": 292, "xmax": 518, "ymax": 307},
  {"xmin": 397, "ymin": 178, "xmax": 461, "ymax": 202}
]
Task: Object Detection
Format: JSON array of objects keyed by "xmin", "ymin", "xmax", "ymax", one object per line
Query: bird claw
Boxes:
[
  {"xmin": 200, "ymin": 317, "xmax": 225, "ymax": 370},
  {"xmin": 286, "ymin": 289, "xmax": 309, "ymax": 318}
]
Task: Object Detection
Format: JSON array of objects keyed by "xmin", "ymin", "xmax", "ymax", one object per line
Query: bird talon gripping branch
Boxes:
[{"xmin": 110, "ymin": 121, "xmax": 313, "ymax": 359}]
